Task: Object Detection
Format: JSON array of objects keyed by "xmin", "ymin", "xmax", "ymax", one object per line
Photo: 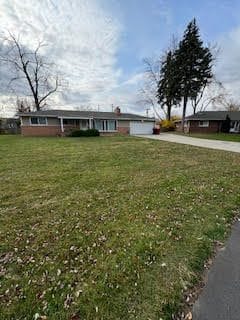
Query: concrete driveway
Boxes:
[{"xmin": 137, "ymin": 133, "xmax": 240, "ymax": 153}]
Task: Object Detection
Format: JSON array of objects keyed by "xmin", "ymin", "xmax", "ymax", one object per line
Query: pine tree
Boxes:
[
  {"xmin": 175, "ymin": 19, "xmax": 213, "ymax": 130},
  {"xmin": 156, "ymin": 50, "xmax": 181, "ymax": 121}
]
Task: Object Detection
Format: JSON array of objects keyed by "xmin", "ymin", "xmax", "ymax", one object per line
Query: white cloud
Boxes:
[
  {"xmin": 151, "ymin": 0, "xmax": 173, "ymax": 26},
  {"xmin": 4, "ymin": 1, "xmax": 240, "ymax": 119},
  {"xmin": 122, "ymin": 72, "xmax": 145, "ymax": 86},
  {"xmin": 91, "ymin": 71, "xmax": 152, "ymax": 115},
  {"xmin": 215, "ymin": 26, "xmax": 240, "ymax": 99},
  {"xmin": 0, "ymin": 0, "xmax": 124, "ymax": 116}
]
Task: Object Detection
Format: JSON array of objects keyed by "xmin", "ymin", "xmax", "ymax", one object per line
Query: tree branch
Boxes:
[{"xmin": 0, "ymin": 32, "xmax": 61, "ymax": 111}]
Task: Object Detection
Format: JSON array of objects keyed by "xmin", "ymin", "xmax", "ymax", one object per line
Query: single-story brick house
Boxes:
[
  {"xmin": 176, "ymin": 111, "xmax": 240, "ymax": 134},
  {"xmin": 19, "ymin": 107, "xmax": 156, "ymax": 136}
]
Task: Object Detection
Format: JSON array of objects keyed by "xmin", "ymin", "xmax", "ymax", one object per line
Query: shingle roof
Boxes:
[
  {"xmin": 186, "ymin": 111, "xmax": 240, "ymax": 121},
  {"xmin": 18, "ymin": 109, "xmax": 155, "ymax": 121}
]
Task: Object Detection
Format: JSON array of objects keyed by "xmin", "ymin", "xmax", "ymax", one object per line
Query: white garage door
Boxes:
[{"xmin": 130, "ymin": 121, "xmax": 154, "ymax": 135}]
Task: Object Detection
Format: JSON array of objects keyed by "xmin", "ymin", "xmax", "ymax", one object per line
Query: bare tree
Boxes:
[
  {"xmin": 196, "ymin": 75, "xmax": 240, "ymax": 112},
  {"xmin": 138, "ymin": 56, "xmax": 171, "ymax": 120},
  {"xmin": 138, "ymin": 57, "xmax": 162, "ymax": 119},
  {"xmin": 139, "ymin": 36, "xmax": 180, "ymax": 120},
  {"xmin": 75, "ymin": 105, "xmax": 96, "ymax": 111},
  {"xmin": 190, "ymin": 78, "xmax": 240, "ymax": 114},
  {"xmin": 0, "ymin": 32, "xmax": 60, "ymax": 111},
  {"xmin": 138, "ymin": 86, "xmax": 163, "ymax": 120},
  {"xmin": 213, "ymin": 95, "xmax": 240, "ymax": 111},
  {"xmin": 16, "ymin": 97, "xmax": 31, "ymax": 112},
  {"xmin": 190, "ymin": 77, "xmax": 224, "ymax": 113}
]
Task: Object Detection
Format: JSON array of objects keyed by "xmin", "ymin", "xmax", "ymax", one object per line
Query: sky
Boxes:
[{"xmin": 1, "ymin": 0, "xmax": 240, "ymax": 117}]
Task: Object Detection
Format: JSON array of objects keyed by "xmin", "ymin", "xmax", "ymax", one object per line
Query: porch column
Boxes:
[
  {"xmin": 60, "ymin": 117, "xmax": 64, "ymax": 133},
  {"xmin": 89, "ymin": 118, "xmax": 92, "ymax": 129}
]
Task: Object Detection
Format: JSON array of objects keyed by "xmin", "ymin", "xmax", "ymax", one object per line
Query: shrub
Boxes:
[
  {"xmin": 171, "ymin": 115, "xmax": 181, "ymax": 122},
  {"xmin": 160, "ymin": 119, "xmax": 176, "ymax": 131},
  {"xmin": 69, "ymin": 129, "xmax": 100, "ymax": 137},
  {"xmin": 86, "ymin": 129, "xmax": 100, "ymax": 136}
]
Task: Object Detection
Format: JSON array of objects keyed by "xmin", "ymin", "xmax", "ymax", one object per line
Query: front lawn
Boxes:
[
  {"xmin": 180, "ymin": 132, "xmax": 240, "ymax": 142},
  {"xmin": 0, "ymin": 135, "xmax": 239, "ymax": 320}
]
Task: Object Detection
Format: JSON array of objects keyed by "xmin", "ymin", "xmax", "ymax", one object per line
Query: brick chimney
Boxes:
[{"xmin": 114, "ymin": 106, "xmax": 121, "ymax": 115}]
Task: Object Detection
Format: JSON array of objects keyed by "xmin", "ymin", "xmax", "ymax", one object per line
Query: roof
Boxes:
[
  {"xmin": 0, "ymin": 117, "xmax": 18, "ymax": 120},
  {"xmin": 18, "ymin": 109, "xmax": 155, "ymax": 121},
  {"xmin": 186, "ymin": 111, "xmax": 240, "ymax": 121}
]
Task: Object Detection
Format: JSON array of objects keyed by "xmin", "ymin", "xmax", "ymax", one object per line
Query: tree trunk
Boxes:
[
  {"xmin": 35, "ymin": 103, "xmax": 41, "ymax": 111},
  {"xmin": 167, "ymin": 103, "xmax": 171, "ymax": 121},
  {"xmin": 33, "ymin": 96, "xmax": 40, "ymax": 111},
  {"xmin": 193, "ymin": 99, "xmax": 197, "ymax": 114},
  {"xmin": 181, "ymin": 94, "xmax": 188, "ymax": 132}
]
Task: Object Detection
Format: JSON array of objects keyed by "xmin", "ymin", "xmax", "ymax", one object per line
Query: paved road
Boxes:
[
  {"xmin": 137, "ymin": 134, "xmax": 240, "ymax": 153},
  {"xmin": 192, "ymin": 221, "xmax": 240, "ymax": 320}
]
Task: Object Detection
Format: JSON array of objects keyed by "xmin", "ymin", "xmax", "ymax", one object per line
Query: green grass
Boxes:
[
  {"xmin": 0, "ymin": 135, "xmax": 239, "ymax": 320},
  {"xmin": 178, "ymin": 132, "xmax": 240, "ymax": 142}
]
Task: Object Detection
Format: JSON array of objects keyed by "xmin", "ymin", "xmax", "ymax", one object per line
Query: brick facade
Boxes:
[
  {"xmin": 21, "ymin": 125, "xmax": 131, "ymax": 136},
  {"xmin": 189, "ymin": 120, "xmax": 221, "ymax": 133},
  {"xmin": 21, "ymin": 118, "xmax": 135, "ymax": 136},
  {"xmin": 117, "ymin": 126, "xmax": 129, "ymax": 134},
  {"xmin": 21, "ymin": 126, "xmax": 61, "ymax": 136}
]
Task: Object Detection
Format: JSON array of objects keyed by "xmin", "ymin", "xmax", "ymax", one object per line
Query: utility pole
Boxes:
[{"xmin": 146, "ymin": 108, "xmax": 150, "ymax": 117}]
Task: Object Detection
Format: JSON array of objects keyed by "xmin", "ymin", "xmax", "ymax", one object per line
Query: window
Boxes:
[
  {"xmin": 38, "ymin": 117, "xmax": 47, "ymax": 125},
  {"xmin": 30, "ymin": 117, "xmax": 47, "ymax": 125},
  {"xmin": 107, "ymin": 120, "xmax": 117, "ymax": 131},
  {"xmin": 199, "ymin": 121, "xmax": 209, "ymax": 127},
  {"xmin": 94, "ymin": 119, "xmax": 104, "ymax": 131},
  {"xmin": 94, "ymin": 120, "xmax": 117, "ymax": 131},
  {"xmin": 30, "ymin": 117, "xmax": 38, "ymax": 125}
]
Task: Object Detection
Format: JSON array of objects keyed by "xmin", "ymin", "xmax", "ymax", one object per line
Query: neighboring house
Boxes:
[
  {"xmin": 176, "ymin": 111, "xmax": 240, "ymax": 134},
  {"xmin": 0, "ymin": 118, "xmax": 20, "ymax": 134},
  {"xmin": 19, "ymin": 107, "xmax": 155, "ymax": 136}
]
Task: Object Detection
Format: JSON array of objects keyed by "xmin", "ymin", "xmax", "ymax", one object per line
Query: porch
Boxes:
[
  {"xmin": 58, "ymin": 117, "xmax": 118, "ymax": 135},
  {"xmin": 230, "ymin": 120, "xmax": 240, "ymax": 133},
  {"xmin": 59, "ymin": 117, "xmax": 93, "ymax": 135}
]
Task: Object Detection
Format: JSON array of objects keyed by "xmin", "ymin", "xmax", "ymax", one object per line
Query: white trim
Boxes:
[
  {"xmin": 99, "ymin": 118, "xmax": 155, "ymax": 122},
  {"xmin": 57, "ymin": 116, "xmax": 92, "ymax": 120},
  {"xmin": 29, "ymin": 117, "xmax": 48, "ymax": 126},
  {"xmin": 94, "ymin": 119, "xmax": 117, "ymax": 132},
  {"xmin": 60, "ymin": 117, "xmax": 64, "ymax": 133},
  {"xmin": 24, "ymin": 115, "xmax": 57, "ymax": 118},
  {"xmin": 89, "ymin": 119, "xmax": 92, "ymax": 129},
  {"xmin": 20, "ymin": 114, "xmax": 155, "ymax": 122}
]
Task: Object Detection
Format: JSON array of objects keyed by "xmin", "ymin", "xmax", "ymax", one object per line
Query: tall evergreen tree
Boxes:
[
  {"xmin": 156, "ymin": 50, "xmax": 181, "ymax": 120},
  {"xmin": 175, "ymin": 19, "xmax": 213, "ymax": 130}
]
